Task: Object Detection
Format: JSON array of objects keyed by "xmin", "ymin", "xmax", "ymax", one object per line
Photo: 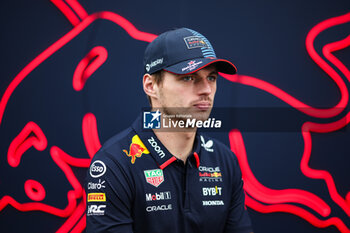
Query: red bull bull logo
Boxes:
[
  {"xmin": 0, "ymin": 1, "xmax": 156, "ymax": 232},
  {"xmin": 123, "ymin": 135, "xmax": 150, "ymax": 164}
]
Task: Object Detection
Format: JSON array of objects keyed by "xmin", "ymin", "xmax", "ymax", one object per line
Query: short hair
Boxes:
[{"xmin": 147, "ymin": 70, "xmax": 164, "ymax": 106}]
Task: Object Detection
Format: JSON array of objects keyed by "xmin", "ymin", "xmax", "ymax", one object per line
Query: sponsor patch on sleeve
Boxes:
[
  {"xmin": 89, "ymin": 160, "xmax": 107, "ymax": 178},
  {"xmin": 88, "ymin": 193, "xmax": 106, "ymax": 202},
  {"xmin": 87, "ymin": 204, "xmax": 106, "ymax": 216}
]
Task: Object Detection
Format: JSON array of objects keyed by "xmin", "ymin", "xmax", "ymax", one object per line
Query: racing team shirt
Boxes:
[{"xmin": 85, "ymin": 115, "xmax": 253, "ymax": 233}]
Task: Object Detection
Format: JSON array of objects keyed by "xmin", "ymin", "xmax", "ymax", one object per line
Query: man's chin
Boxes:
[{"xmin": 190, "ymin": 109, "xmax": 212, "ymax": 122}]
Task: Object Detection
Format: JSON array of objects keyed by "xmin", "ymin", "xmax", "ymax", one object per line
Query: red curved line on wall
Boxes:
[
  {"xmin": 0, "ymin": 144, "xmax": 91, "ymax": 217},
  {"xmin": 69, "ymin": 192, "xmax": 86, "ymax": 233},
  {"xmin": 65, "ymin": 0, "xmax": 88, "ymax": 20},
  {"xmin": 56, "ymin": 200, "xmax": 86, "ymax": 233},
  {"xmin": 51, "ymin": 0, "xmax": 88, "ymax": 25},
  {"xmin": 24, "ymin": 180, "xmax": 46, "ymax": 202},
  {"xmin": 53, "ymin": 146, "xmax": 91, "ymax": 167},
  {"xmin": 301, "ymin": 113, "xmax": 350, "ymax": 218},
  {"xmin": 0, "ymin": 191, "xmax": 77, "ymax": 217},
  {"xmin": 301, "ymin": 16, "xmax": 350, "ymax": 219},
  {"xmin": 7, "ymin": 122, "xmax": 47, "ymax": 167},
  {"xmin": 323, "ymin": 35, "xmax": 350, "ymax": 83},
  {"xmin": 73, "ymin": 46, "xmax": 108, "ymax": 91},
  {"xmin": 306, "ymin": 12, "xmax": 350, "ymax": 84},
  {"xmin": 71, "ymin": 190, "xmax": 87, "ymax": 233},
  {"xmin": 305, "ymin": 13, "xmax": 350, "ymax": 110},
  {"xmin": 227, "ymin": 14, "xmax": 350, "ymax": 230},
  {"xmin": 71, "ymin": 214, "xmax": 86, "ymax": 233},
  {"xmin": 51, "ymin": 148, "xmax": 91, "ymax": 233},
  {"xmin": 82, "ymin": 113, "xmax": 102, "ymax": 158},
  {"xmin": 55, "ymin": 113, "xmax": 101, "ymax": 232},
  {"xmin": 221, "ymin": 73, "xmax": 344, "ymax": 119},
  {"xmin": 229, "ymin": 129, "xmax": 331, "ymax": 217},
  {"xmin": 98, "ymin": 12, "xmax": 157, "ymax": 42},
  {"xmin": 230, "ymin": 129, "xmax": 349, "ymax": 232},
  {"xmin": 245, "ymin": 196, "xmax": 350, "ymax": 232},
  {"xmin": 0, "ymin": 10, "xmax": 150, "ymax": 232},
  {"xmin": 0, "ymin": 11, "xmax": 156, "ymax": 125},
  {"xmin": 0, "ymin": 122, "xmax": 89, "ymax": 221},
  {"xmin": 222, "ymin": 13, "xmax": 350, "ymax": 119},
  {"xmin": 50, "ymin": 146, "xmax": 84, "ymax": 198},
  {"xmin": 50, "ymin": 0, "xmax": 81, "ymax": 26},
  {"xmin": 49, "ymin": 144, "xmax": 92, "ymax": 232}
]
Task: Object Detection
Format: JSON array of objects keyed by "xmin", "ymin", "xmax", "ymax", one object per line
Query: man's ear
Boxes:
[{"xmin": 143, "ymin": 74, "xmax": 158, "ymax": 99}]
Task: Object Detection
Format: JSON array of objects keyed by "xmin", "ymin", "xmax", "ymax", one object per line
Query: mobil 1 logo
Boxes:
[{"xmin": 146, "ymin": 191, "xmax": 171, "ymax": 201}]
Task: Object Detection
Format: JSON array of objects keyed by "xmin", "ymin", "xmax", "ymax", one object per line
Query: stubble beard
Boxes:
[
  {"xmin": 158, "ymin": 89, "xmax": 213, "ymax": 130},
  {"xmin": 161, "ymin": 104, "xmax": 213, "ymax": 126}
]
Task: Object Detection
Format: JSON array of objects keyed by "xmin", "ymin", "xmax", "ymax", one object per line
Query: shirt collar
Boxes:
[{"xmin": 132, "ymin": 114, "xmax": 201, "ymax": 169}]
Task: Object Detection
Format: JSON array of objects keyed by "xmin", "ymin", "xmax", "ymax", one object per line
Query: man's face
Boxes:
[{"xmin": 154, "ymin": 65, "xmax": 218, "ymax": 121}]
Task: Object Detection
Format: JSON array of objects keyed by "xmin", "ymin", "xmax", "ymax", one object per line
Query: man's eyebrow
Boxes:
[
  {"xmin": 192, "ymin": 70, "xmax": 219, "ymax": 76},
  {"xmin": 208, "ymin": 71, "xmax": 219, "ymax": 76},
  {"xmin": 178, "ymin": 70, "xmax": 218, "ymax": 77}
]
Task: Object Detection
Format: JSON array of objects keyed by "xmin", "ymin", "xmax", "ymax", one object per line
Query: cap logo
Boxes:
[
  {"xmin": 181, "ymin": 60, "xmax": 203, "ymax": 72},
  {"xmin": 146, "ymin": 58, "xmax": 164, "ymax": 72},
  {"xmin": 183, "ymin": 36, "xmax": 209, "ymax": 49}
]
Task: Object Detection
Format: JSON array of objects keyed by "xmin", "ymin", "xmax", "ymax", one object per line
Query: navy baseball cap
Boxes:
[{"xmin": 143, "ymin": 28, "xmax": 237, "ymax": 75}]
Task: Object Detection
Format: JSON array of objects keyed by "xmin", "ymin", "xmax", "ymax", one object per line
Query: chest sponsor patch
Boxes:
[
  {"xmin": 87, "ymin": 204, "xmax": 106, "ymax": 216},
  {"xmin": 88, "ymin": 193, "xmax": 106, "ymax": 202},
  {"xmin": 202, "ymin": 186, "xmax": 222, "ymax": 196},
  {"xmin": 146, "ymin": 204, "xmax": 172, "ymax": 212},
  {"xmin": 144, "ymin": 169, "xmax": 164, "ymax": 187},
  {"xmin": 146, "ymin": 191, "xmax": 171, "ymax": 201},
  {"xmin": 202, "ymin": 200, "xmax": 225, "ymax": 206},
  {"xmin": 200, "ymin": 135, "xmax": 214, "ymax": 152},
  {"xmin": 199, "ymin": 166, "xmax": 223, "ymax": 182}
]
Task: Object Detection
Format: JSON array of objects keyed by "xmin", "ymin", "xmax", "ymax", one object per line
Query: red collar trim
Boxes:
[
  {"xmin": 159, "ymin": 156, "xmax": 177, "ymax": 170},
  {"xmin": 193, "ymin": 152, "xmax": 200, "ymax": 168}
]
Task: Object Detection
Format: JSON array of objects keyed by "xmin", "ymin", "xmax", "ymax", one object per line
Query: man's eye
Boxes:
[
  {"xmin": 208, "ymin": 76, "xmax": 217, "ymax": 82},
  {"xmin": 182, "ymin": 76, "xmax": 194, "ymax": 81}
]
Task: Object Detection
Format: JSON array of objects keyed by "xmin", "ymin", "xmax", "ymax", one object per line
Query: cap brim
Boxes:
[{"xmin": 164, "ymin": 58, "xmax": 237, "ymax": 75}]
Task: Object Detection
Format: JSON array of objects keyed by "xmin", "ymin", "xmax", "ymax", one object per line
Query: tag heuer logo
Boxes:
[{"xmin": 144, "ymin": 169, "xmax": 164, "ymax": 187}]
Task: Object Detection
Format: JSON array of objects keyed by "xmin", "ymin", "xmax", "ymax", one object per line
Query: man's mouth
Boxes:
[{"xmin": 193, "ymin": 102, "xmax": 211, "ymax": 111}]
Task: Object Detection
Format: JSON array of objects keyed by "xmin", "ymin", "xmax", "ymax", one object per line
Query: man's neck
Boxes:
[{"xmin": 153, "ymin": 130, "xmax": 196, "ymax": 163}]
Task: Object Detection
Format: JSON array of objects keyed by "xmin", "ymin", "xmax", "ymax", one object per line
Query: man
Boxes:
[{"xmin": 85, "ymin": 28, "xmax": 253, "ymax": 233}]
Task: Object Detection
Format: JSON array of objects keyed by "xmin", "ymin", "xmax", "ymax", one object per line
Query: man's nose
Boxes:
[{"xmin": 196, "ymin": 79, "xmax": 212, "ymax": 95}]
